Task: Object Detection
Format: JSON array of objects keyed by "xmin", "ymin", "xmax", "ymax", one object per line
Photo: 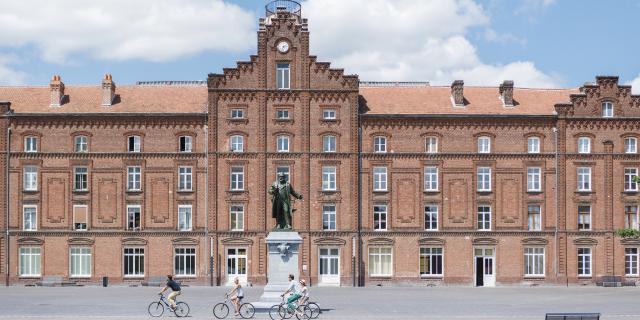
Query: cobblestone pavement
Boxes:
[{"xmin": 0, "ymin": 285, "xmax": 638, "ymax": 319}]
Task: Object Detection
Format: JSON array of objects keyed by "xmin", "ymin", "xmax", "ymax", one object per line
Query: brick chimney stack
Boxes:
[
  {"xmin": 451, "ymin": 80, "xmax": 464, "ymax": 106},
  {"xmin": 50, "ymin": 75, "xmax": 65, "ymax": 107},
  {"xmin": 499, "ymin": 80, "xmax": 514, "ymax": 107},
  {"xmin": 102, "ymin": 74, "xmax": 116, "ymax": 106}
]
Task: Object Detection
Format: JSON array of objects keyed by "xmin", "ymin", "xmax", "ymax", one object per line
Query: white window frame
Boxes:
[
  {"xmin": 179, "ymin": 136, "xmax": 193, "ymax": 153},
  {"xmin": 477, "ymin": 167, "xmax": 491, "ymax": 192},
  {"xmin": 625, "ymin": 248, "xmax": 639, "ymax": 276},
  {"xmin": 577, "ymin": 167, "xmax": 592, "ymax": 192},
  {"xmin": 178, "ymin": 204, "xmax": 192, "ymax": 231},
  {"xmin": 128, "ymin": 135, "xmax": 141, "ymax": 152},
  {"xmin": 230, "ymin": 109, "xmax": 244, "ymax": 119},
  {"xmin": 322, "ymin": 166, "xmax": 337, "ymax": 191},
  {"xmin": 524, "ymin": 247, "xmax": 545, "ymax": 277},
  {"xmin": 123, "ymin": 247, "xmax": 144, "ymax": 277},
  {"xmin": 24, "ymin": 136, "xmax": 38, "ymax": 153},
  {"xmin": 230, "ymin": 205, "xmax": 244, "ymax": 231},
  {"xmin": 578, "ymin": 137, "xmax": 591, "ymax": 154},
  {"xmin": 174, "ymin": 247, "xmax": 196, "ymax": 277},
  {"xmin": 477, "ymin": 136, "xmax": 491, "ymax": 153},
  {"xmin": 368, "ymin": 246, "xmax": 392, "ymax": 277},
  {"xmin": 230, "ymin": 166, "xmax": 245, "ymax": 191},
  {"xmin": 424, "ymin": 205, "xmax": 438, "ymax": 231},
  {"xmin": 230, "ymin": 135, "xmax": 244, "ymax": 152},
  {"xmin": 73, "ymin": 204, "xmax": 88, "ymax": 231},
  {"xmin": 74, "ymin": 136, "xmax": 88, "ymax": 153},
  {"xmin": 126, "ymin": 205, "xmax": 141, "ymax": 231},
  {"xmin": 527, "ymin": 167, "xmax": 541, "ymax": 192},
  {"xmin": 276, "ymin": 109, "xmax": 290, "ymax": 120},
  {"xmin": 69, "ymin": 247, "xmax": 91, "ymax": 278},
  {"xmin": 276, "ymin": 62, "xmax": 290, "ymax": 90},
  {"xmin": 373, "ymin": 204, "xmax": 387, "ymax": 231},
  {"xmin": 323, "ymin": 135, "xmax": 337, "ymax": 153},
  {"xmin": 626, "ymin": 205, "xmax": 639, "ymax": 230},
  {"xmin": 527, "ymin": 205, "xmax": 541, "ymax": 231},
  {"xmin": 373, "ymin": 167, "xmax": 387, "ymax": 192},
  {"xmin": 477, "ymin": 205, "xmax": 491, "ymax": 231},
  {"xmin": 127, "ymin": 166, "xmax": 141, "ymax": 191},
  {"xmin": 577, "ymin": 247, "xmax": 592, "ymax": 277},
  {"xmin": 322, "ymin": 204, "xmax": 336, "ymax": 231},
  {"xmin": 19, "ymin": 246, "xmax": 41, "ymax": 277},
  {"xmin": 23, "ymin": 205, "xmax": 37, "ymax": 231},
  {"xmin": 424, "ymin": 167, "xmax": 438, "ymax": 191},
  {"xmin": 419, "ymin": 247, "xmax": 443, "ymax": 277},
  {"xmin": 624, "ymin": 168, "xmax": 638, "ymax": 192},
  {"xmin": 373, "ymin": 136, "xmax": 387, "ymax": 153},
  {"xmin": 625, "ymin": 137, "xmax": 638, "ymax": 154},
  {"xmin": 527, "ymin": 137, "xmax": 540, "ymax": 154},
  {"xmin": 178, "ymin": 166, "xmax": 193, "ymax": 191},
  {"xmin": 602, "ymin": 101, "xmax": 613, "ymax": 118},
  {"xmin": 74, "ymin": 166, "xmax": 89, "ymax": 191},
  {"xmin": 425, "ymin": 137, "xmax": 438, "ymax": 154},
  {"xmin": 23, "ymin": 166, "xmax": 38, "ymax": 191},
  {"xmin": 323, "ymin": 109, "xmax": 336, "ymax": 120},
  {"xmin": 578, "ymin": 205, "xmax": 591, "ymax": 231},
  {"xmin": 276, "ymin": 135, "xmax": 290, "ymax": 153}
]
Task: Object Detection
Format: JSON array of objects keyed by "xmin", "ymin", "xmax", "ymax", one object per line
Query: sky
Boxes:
[{"xmin": 0, "ymin": 0, "xmax": 639, "ymax": 92}]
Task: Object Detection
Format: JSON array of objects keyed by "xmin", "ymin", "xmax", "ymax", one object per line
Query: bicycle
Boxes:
[
  {"xmin": 300, "ymin": 300, "xmax": 321, "ymax": 319},
  {"xmin": 148, "ymin": 293, "xmax": 190, "ymax": 318},
  {"xmin": 269, "ymin": 295, "xmax": 312, "ymax": 320},
  {"xmin": 213, "ymin": 293, "xmax": 255, "ymax": 319}
]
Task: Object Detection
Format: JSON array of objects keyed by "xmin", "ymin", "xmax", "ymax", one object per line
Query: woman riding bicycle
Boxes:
[
  {"xmin": 227, "ymin": 277, "xmax": 244, "ymax": 316},
  {"xmin": 297, "ymin": 279, "xmax": 309, "ymax": 306}
]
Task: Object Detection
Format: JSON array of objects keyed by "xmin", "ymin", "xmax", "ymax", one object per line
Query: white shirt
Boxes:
[{"xmin": 287, "ymin": 280, "xmax": 299, "ymax": 294}]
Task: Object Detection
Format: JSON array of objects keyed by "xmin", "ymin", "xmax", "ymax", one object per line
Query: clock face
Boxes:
[{"xmin": 277, "ymin": 41, "xmax": 289, "ymax": 53}]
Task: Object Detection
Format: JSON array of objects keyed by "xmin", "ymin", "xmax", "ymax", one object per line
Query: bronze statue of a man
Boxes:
[{"xmin": 269, "ymin": 173, "xmax": 302, "ymax": 230}]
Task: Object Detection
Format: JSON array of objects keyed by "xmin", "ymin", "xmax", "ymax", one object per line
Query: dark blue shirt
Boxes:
[{"xmin": 167, "ymin": 279, "xmax": 181, "ymax": 291}]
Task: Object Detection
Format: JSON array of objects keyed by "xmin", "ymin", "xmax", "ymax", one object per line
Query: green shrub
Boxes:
[{"xmin": 616, "ymin": 228, "xmax": 640, "ymax": 238}]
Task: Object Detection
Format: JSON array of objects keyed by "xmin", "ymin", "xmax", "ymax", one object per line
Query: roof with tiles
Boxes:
[{"xmin": 359, "ymin": 85, "xmax": 579, "ymax": 116}]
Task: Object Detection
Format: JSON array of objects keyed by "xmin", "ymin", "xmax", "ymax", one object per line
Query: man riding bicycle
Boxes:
[
  {"xmin": 159, "ymin": 274, "xmax": 181, "ymax": 310},
  {"xmin": 280, "ymin": 274, "xmax": 301, "ymax": 313}
]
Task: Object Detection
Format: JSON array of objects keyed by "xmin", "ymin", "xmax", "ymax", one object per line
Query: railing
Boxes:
[{"xmin": 266, "ymin": 0, "xmax": 302, "ymax": 16}]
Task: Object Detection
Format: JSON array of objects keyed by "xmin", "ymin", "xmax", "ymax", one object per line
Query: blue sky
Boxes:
[{"xmin": 0, "ymin": 0, "xmax": 639, "ymax": 91}]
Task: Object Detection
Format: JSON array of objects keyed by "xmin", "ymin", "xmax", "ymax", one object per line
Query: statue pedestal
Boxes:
[{"xmin": 253, "ymin": 231, "xmax": 302, "ymax": 311}]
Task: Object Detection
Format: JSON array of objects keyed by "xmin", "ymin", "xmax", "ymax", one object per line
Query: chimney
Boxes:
[
  {"xmin": 50, "ymin": 75, "xmax": 65, "ymax": 107},
  {"xmin": 451, "ymin": 80, "xmax": 464, "ymax": 106},
  {"xmin": 499, "ymin": 80, "xmax": 514, "ymax": 107},
  {"xmin": 102, "ymin": 74, "xmax": 116, "ymax": 106}
]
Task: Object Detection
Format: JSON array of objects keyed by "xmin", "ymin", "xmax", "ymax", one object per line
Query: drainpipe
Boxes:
[
  {"xmin": 5, "ymin": 126, "xmax": 11, "ymax": 286},
  {"xmin": 357, "ymin": 117, "xmax": 362, "ymax": 287},
  {"xmin": 204, "ymin": 125, "xmax": 211, "ymax": 286},
  {"xmin": 552, "ymin": 127, "xmax": 558, "ymax": 283}
]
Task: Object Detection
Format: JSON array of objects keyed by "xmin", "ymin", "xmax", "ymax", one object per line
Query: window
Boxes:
[
  {"xmin": 178, "ymin": 205, "xmax": 192, "ymax": 231},
  {"xmin": 524, "ymin": 247, "xmax": 545, "ymax": 277},
  {"xmin": 578, "ymin": 205, "xmax": 591, "ymax": 230},
  {"xmin": 477, "ymin": 167, "xmax": 491, "ymax": 192},
  {"xmin": 178, "ymin": 166, "xmax": 192, "ymax": 191},
  {"xmin": 577, "ymin": 167, "xmax": 591, "ymax": 191},
  {"xmin": 23, "ymin": 206, "xmax": 37, "ymax": 231},
  {"xmin": 127, "ymin": 205, "xmax": 141, "ymax": 230},
  {"xmin": 424, "ymin": 167, "xmax": 438, "ymax": 191},
  {"xmin": 230, "ymin": 205, "xmax": 244, "ymax": 231},
  {"xmin": 74, "ymin": 136, "xmax": 88, "ymax": 152},
  {"xmin": 323, "ymin": 135, "xmax": 336, "ymax": 153},
  {"xmin": 373, "ymin": 205, "xmax": 387, "ymax": 231},
  {"xmin": 373, "ymin": 136, "xmax": 386, "ymax": 153},
  {"xmin": 425, "ymin": 137, "xmax": 438, "ymax": 153},
  {"xmin": 230, "ymin": 135, "xmax": 244, "ymax": 152},
  {"xmin": 419, "ymin": 247, "xmax": 443, "ymax": 277},
  {"xmin": 69, "ymin": 247, "xmax": 91, "ymax": 277},
  {"xmin": 128, "ymin": 135, "xmax": 141, "ymax": 152},
  {"xmin": 123, "ymin": 247, "xmax": 144, "ymax": 277},
  {"xmin": 24, "ymin": 136, "xmax": 37, "ymax": 152},
  {"xmin": 373, "ymin": 167, "xmax": 387, "ymax": 191},
  {"xmin": 174, "ymin": 248, "xmax": 196, "ymax": 276},
  {"xmin": 322, "ymin": 204, "xmax": 336, "ymax": 231},
  {"xmin": 179, "ymin": 136, "xmax": 193, "ymax": 152},
  {"xmin": 73, "ymin": 205, "xmax": 88, "ymax": 231},
  {"xmin": 527, "ymin": 205, "xmax": 541, "ymax": 231},
  {"xmin": 578, "ymin": 137, "xmax": 591, "ymax": 154},
  {"xmin": 323, "ymin": 109, "xmax": 336, "ymax": 120},
  {"xmin": 276, "ymin": 166, "xmax": 290, "ymax": 183},
  {"xmin": 477, "ymin": 136, "xmax": 490, "ymax": 153},
  {"xmin": 322, "ymin": 166, "xmax": 336, "ymax": 191},
  {"xmin": 625, "ymin": 137, "xmax": 638, "ymax": 154},
  {"xmin": 625, "ymin": 206, "xmax": 639, "ymax": 230},
  {"xmin": 625, "ymin": 248, "xmax": 639, "ymax": 276},
  {"xmin": 602, "ymin": 101, "xmax": 613, "ymax": 118},
  {"xmin": 625, "ymin": 168, "xmax": 638, "ymax": 192},
  {"xmin": 74, "ymin": 167, "xmax": 88, "ymax": 191},
  {"xmin": 276, "ymin": 63, "xmax": 290, "ymax": 89},
  {"xmin": 23, "ymin": 166, "xmax": 37, "ymax": 191},
  {"xmin": 230, "ymin": 166, "xmax": 244, "ymax": 191},
  {"xmin": 227, "ymin": 248, "xmax": 247, "ymax": 278},
  {"xmin": 19, "ymin": 247, "xmax": 41, "ymax": 277},
  {"xmin": 528, "ymin": 137, "xmax": 540, "ymax": 154},
  {"xmin": 230, "ymin": 109, "xmax": 244, "ymax": 119},
  {"xmin": 527, "ymin": 167, "xmax": 541, "ymax": 192},
  {"xmin": 477, "ymin": 205, "xmax": 491, "ymax": 231},
  {"xmin": 276, "ymin": 109, "xmax": 290, "ymax": 119},
  {"xmin": 276, "ymin": 135, "xmax": 290, "ymax": 152},
  {"xmin": 369, "ymin": 247, "xmax": 392, "ymax": 276},
  {"xmin": 424, "ymin": 205, "xmax": 438, "ymax": 230},
  {"xmin": 127, "ymin": 166, "xmax": 141, "ymax": 191},
  {"xmin": 577, "ymin": 248, "xmax": 592, "ymax": 277}
]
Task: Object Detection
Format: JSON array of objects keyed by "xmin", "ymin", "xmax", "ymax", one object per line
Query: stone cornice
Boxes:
[
  {"xmin": 362, "ymin": 153, "xmax": 556, "ymax": 160},
  {"xmin": 11, "ymin": 152, "xmax": 206, "ymax": 159}
]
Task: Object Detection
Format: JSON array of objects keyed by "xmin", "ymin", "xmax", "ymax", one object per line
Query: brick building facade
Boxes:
[{"xmin": 1, "ymin": 3, "xmax": 640, "ymax": 287}]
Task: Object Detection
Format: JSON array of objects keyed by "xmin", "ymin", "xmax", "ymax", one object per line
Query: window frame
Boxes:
[
  {"xmin": 179, "ymin": 136, "xmax": 193, "ymax": 153},
  {"xmin": 322, "ymin": 109, "xmax": 337, "ymax": 120},
  {"xmin": 127, "ymin": 166, "xmax": 142, "ymax": 191},
  {"xmin": 276, "ymin": 62, "xmax": 291, "ymax": 90},
  {"xmin": 23, "ymin": 166, "xmax": 38, "ymax": 191},
  {"xmin": 276, "ymin": 135, "xmax": 290, "ymax": 153},
  {"xmin": 476, "ymin": 167, "xmax": 492, "ymax": 192},
  {"xmin": 123, "ymin": 247, "xmax": 145, "ymax": 277},
  {"xmin": 425, "ymin": 137, "xmax": 438, "ymax": 154},
  {"xmin": 322, "ymin": 166, "xmax": 337, "ymax": 191},
  {"xmin": 577, "ymin": 247, "xmax": 592, "ymax": 277},
  {"xmin": 424, "ymin": 205, "xmax": 438, "ymax": 231},
  {"xmin": 527, "ymin": 137, "xmax": 541, "ymax": 154},
  {"xmin": 73, "ymin": 166, "xmax": 89, "ymax": 191},
  {"xmin": 602, "ymin": 101, "xmax": 614, "ymax": 118},
  {"xmin": 625, "ymin": 137, "xmax": 638, "ymax": 154},
  {"xmin": 323, "ymin": 135, "xmax": 337, "ymax": 153},
  {"xmin": 625, "ymin": 205, "xmax": 639, "ymax": 230},
  {"xmin": 73, "ymin": 204, "xmax": 88, "ymax": 231},
  {"xmin": 373, "ymin": 204, "xmax": 387, "ymax": 231},
  {"xmin": 178, "ymin": 204, "xmax": 193, "ymax": 231},
  {"xmin": 178, "ymin": 166, "xmax": 193, "ymax": 192},
  {"xmin": 230, "ymin": 166, "xmax": 245, "ymax": 191},
  {"xmin": 24, "ymin": 136, "xmax": 38, "ymax": 153},
  {"xmin": 477, "ymin": 136, "xmax": 491, "ymax": 153},
  {"xmin": 625, "ymin": 248, "xmax": 639, "ymax": 276},
  {"xmin": 174, "ymin": 247, "xmax": 196, "ymax": 277},
  {"xmin": 577, "ymin": 137, "xmax": 591, "ymax": 154},
  {"xmin": 127, "ymin": 135, "xmax": 141, "ymax": 153},
  {"xmin": 419, "ymin": 247, "xmax": 443, "ymax": 277},
  {"xmin": 230, "ymin": 108, "xmax": 245, "ymax": 119},
  {"xmin": 527, "ymin": 205, "xmax": 541, "ymax": 231},
  {"xmin": 74, "ymin": 135, "xmax": 88, "ymax": 153},
  {"xmin": 372, "ymin": 167, "xmax": 388, "ymax": 192},
  {"xmin": 373, "ymin": 136, "xmax": 387, "ymax": 153},
  {"xmin": 69, "ymin": 247, "xmax": 92, "ymax": 278},
  {"xmin": 230, "ymin": 204, "xmax": 245, "ymax": 231},
  {"xmin": 577, "ymin": 167, "xmax": 592, "ymax": 192},
  {"xmin": 477, "ymin": 205, "xmax": 491, "ymax": 231},
  {"xmin": 19, "ymin": 246, "xmax": 41, "ymax": 277},
  {"xmin": 523, "ymin": 247, "xmax": 545, "ymax": 277},
  {"xmin": 578, "ymin": 205, "xmax": 592, "ymax": 231},
  {"xmin": 126, "ymin": 205, "xmax": 142, "ymax": 231},
  {"xmin": 230, "ymin": 135, "xmax": 244, "ymax": 153},
  {"xmin": 624, "ymin": 168, "xmax": 639, "ymax": 192},
  {"xmin": 368, "ymin": 246, "xmax": 393, "ymax": 277},
  {"xmin": 527, "ymin": 167, "xmax": 541, "ymax": 192},
  {"xmin": 23, "ymin": 205, "xmax": 37, "ymax": 231},
  {"xmin": 322, "ymin": 204, "xmax": 337, "ymax": 231}
]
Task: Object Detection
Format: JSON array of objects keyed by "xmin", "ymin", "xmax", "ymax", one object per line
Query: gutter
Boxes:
[
  {"xmin": 553, "ymin": 127, "xmax": 559, "ymax": 284},
  {"xmin": 357, "ymin": 111, "xmax": 363, "ymax": 286},
  {"xmin": 204, "ymin": 125, "xmax": 211, "ymax": 286},
  {"xmin": 5, "ymin": 126, "xmax": 10, "ymax": 286}
]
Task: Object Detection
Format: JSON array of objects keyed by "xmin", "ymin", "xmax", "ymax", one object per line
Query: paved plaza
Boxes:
[{"xmin": 0, "ymin": 285, "xmax": 639, "ymax": 319}]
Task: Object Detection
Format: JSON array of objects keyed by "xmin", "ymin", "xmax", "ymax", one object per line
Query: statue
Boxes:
[{"xmin": 269, "ymin": 173, "xmax": 303, "ymax": 230}]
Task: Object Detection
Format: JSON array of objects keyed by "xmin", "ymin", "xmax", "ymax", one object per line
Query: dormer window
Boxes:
[
  {"xmin": 24, "ymin": 136, "xmax": 38, "ymax": 153},
  {"xmin": 477, "ymin": 136, "xmax": 490, "ymax": 153},
  {"xmin": 578, "ymin": 137, "xmax": 591, "ymax": 154},
  {"xmin": 277, "ymin": 63, "xmax": 290, "ymax": 90},
  {"xmin": 128, "ymin": 136, "xmax": 141, "ymax": 152},
  {"xmin": 602, "ymin": 101, "xmax": 613, "ymax": 118}
]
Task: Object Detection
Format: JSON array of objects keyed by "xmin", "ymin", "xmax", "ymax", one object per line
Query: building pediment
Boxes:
[
  {"xmin": 221, "ymin": 237, "xmax": 253, "ymax": 245},
  {"xmin": 68, "ymin": 237, "xmax": 95, "ymax": 245},
  {"xmin": 17, "ymin": 237, "xmax": 44, "ymax": 245},
  {"xmin": 172, "ymin": 237, "xmax": 199, "ymax": 246},
  {"xmin": 313, "ymin": 237, "xmax": 347, "ymax": 246},
  {"xmin": 122, "ymin": 237, "xmax": 147, "ymax": 246},
  {"xmin": 368, "ymin": 237, "xmax": 394, "ymax": 245}
]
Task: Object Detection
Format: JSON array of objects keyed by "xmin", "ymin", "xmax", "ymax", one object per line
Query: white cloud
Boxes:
[
  {"xmin": 302, "ymin": 0, "xmax": 559, "ymax": 87},
  {"xmin": 0, "ymin": 0, "xmax": 256, "ymax": 63},
  {"xmin": 483, "ymin": 28, "xmax": 527, "ymax": 46},
  {"xmin": 628, "ymin": 74, "xmax": 640, "ymax": 94},
  {"xmin": 0, "ymin": 55, "xmax": 27, "ymax": 85}
]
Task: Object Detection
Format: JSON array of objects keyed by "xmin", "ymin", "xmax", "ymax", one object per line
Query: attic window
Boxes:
[{"xmin": 602, "ymin": 101, "xmax": 613, "ymax": 118}]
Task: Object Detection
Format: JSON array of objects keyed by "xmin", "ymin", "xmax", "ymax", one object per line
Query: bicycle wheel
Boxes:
[
  {"xmin": 213, "ymin": 303, "xmax": 230, "ymax": 319},
  {"xmin": 147, "ymin": 301, "xmax": 164, "ymax": 317},
  {"xmin": 239, "ymin": 303, "xmax": 255, "ymax": 319},
  {"xmin": 307, "ymin": 302, "xmax": 321, "ymax": 319},
  {"xmin": 269, "ymin": 305, "xmax": 282, "ymax": 320},
  {"xmin": 174, "ymin": 301, "xmax": 190, "ymax": 317},
  {"xmin": 295, "ymin": 305, "xmax": 312, "ymax": 320},
  {"xmin": 279, "ymin": 304, "xmax": 294, "ymax": 319}
]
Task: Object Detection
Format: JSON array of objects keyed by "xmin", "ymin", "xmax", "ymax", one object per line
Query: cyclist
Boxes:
[
  {"xmin": 228, "ymin": 277, "xmax": 244, "ymax": 316},
  {"xmin": 159, "ymin": 274, "xmax": 181, "ymax": 310},
  {"xmin": 297, "ymin": 279, "xmax": 309, "ymax": 306},
  {"xmin": 280, "ymin": 274, "xmax": 301, "ymax": 314}
]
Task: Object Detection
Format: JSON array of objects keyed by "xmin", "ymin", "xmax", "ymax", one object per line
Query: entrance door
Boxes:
[
  {"xmin": 474, "ymin": 248, "xmax": 495, "ymax": 287},
  {"xmin": 319, "ymin": 248, "xmax": 340, "ymax": 286},
  {"xmin": 227, "ymin": 248, "xmax": 247, "ymax": 285}
]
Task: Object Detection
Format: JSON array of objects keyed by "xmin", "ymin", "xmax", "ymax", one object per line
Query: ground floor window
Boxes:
[
  {"xmin": 319, "ymin": 248, "xmax": 339, "ymax": 277},
  {"xmin": 227, "ymin": 248, "xmax": 247, "ymax": 279},
  {"xmin": 174, "ymin": 247, "xmax": 196, "ymax": 276},
  {"xmin": 19, "ymin": 247, "xmax": 41, "ymax": 277},
  {"xmin": 69, "ymin": 247, "xmax": 91, "ymax": 277},
  {"xmin": 524, "ymin": 247, "xmax": 544, "ymax": 277},
  {"xmin": 577, "ymin": 247, "xmax": 592, "ymax": 277},
  {"xmin": 123, "ymin": 247, "xmax": 144, "ymax": 277},
  {"xmin": 626, "ymin": 248, "xmax": 639, "ymax": 276},
  {"xmin": 419, "ymin": 247, "xmax": 443, "ymax": 277},
  {"xmin": 369, "ymin": 247, "xmax": 392, "ymax": 277}
]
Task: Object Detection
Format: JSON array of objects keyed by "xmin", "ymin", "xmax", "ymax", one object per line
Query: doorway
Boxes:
[
  {"xmin": 474, "ymin": 247, "xmax": 495, "ymax": 287},
  {"xmin": 319, "ymin": 247, "xmax": 340, "ymax": 286}
]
